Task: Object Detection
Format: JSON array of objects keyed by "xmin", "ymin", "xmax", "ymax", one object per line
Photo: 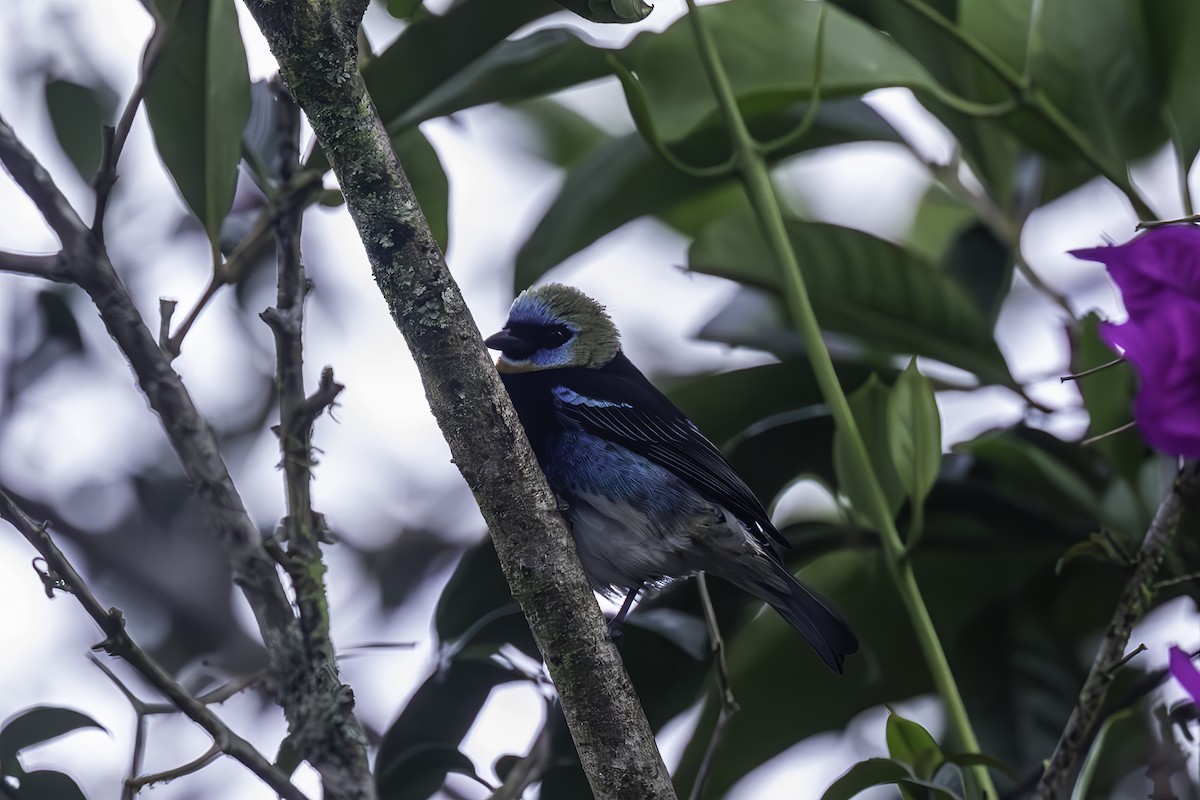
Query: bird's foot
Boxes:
[{"xmin": 606, "ymin": 618, "xmax": 625, "ymax": 641}]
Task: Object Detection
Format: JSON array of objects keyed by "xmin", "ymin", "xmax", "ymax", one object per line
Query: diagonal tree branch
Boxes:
[
  {"xmin": 0, "ymin": 487, "xmax": 309, "ymax": 800},
  {"xmin": 241, "ymin": 3, "xmax": 677, "ymax": 798},
  {"xmin": 1033, "ymin": 459, "xmax": 1200, "ymax": 799}
]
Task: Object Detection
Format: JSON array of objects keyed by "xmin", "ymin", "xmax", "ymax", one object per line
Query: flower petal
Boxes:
[{"xmin": 1170, "ymin": 645, "xmax": 1200, "ymax": 704}]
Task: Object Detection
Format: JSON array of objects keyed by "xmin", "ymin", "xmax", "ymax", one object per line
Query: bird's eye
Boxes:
[{"xmin": 508, "ymin": 323, "xmax": 574, "ymax": 349}]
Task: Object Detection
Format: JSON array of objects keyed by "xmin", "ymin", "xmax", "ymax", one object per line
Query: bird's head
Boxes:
[{"xmin": 485, "ymin": 284, "xmax": 620, "ymax": 373}]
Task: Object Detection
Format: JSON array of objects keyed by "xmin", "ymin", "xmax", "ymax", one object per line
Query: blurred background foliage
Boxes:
[{"xmin": 1, "ymin": 0, "xmax": 1199, "ymax": 798}]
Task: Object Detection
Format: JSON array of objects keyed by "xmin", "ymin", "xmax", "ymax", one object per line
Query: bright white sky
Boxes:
[{"xmin": 0, "ymin": 1, "xmax": 1197, "ymax": 798}]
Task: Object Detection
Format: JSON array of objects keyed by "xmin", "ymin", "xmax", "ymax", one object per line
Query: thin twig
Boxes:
[
  {"xmin": 1061, "ymin": 357, "xmax": 1124, "ymax": 383},
  {"xmin": 689, "ymin": 573, "xmax": 739, "ymax": 800},
  {"xmin": 1136, "ymin": 214, "xmax": 1200, "ymax": 230},
  {"xmin": 0, "ymin": 487, "xmax": 309, "ymax": 800},
  {"xmin": 160, "ymin": 168, "xmax": 324, "ymax": 359},
  {"xmin": 1080, "ymin": 421, "xmax": 1137, "ymax": 447},
  {"xmin": 1033, "ymin": 460, "xmax": 1200, "ymax": 799},
  {"xmin": 92, "ymin": 25, "xmax": 168, "ymax": 240},
  {"xmin": 126, "ymin": 744, "xmax": 223, "ymax": 792}
]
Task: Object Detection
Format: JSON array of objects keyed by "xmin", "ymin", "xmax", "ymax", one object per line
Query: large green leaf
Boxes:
[
  {"xmin": 435, "ymin": 538, "xmax": 538, "ymax": 661},
  {"xmin": 688, "ymin": 211, "xmax": 1013, "ymax": 384},
  {"xmin": 553, "ymin": 0, "xmax": 652, "ymax": 24},
  {"xmin": 960, "ymin": 0, "xmax": 1164, "ymax": 170},
  {"xmin": 833, "ymin": 375, "xmax": 906, "ymax": 524},
  {"xmin": 821, "ymin": 758, "xmax": 913, "ymax": 800},
  {"xmin": 394, "ymin": 127, "xmax": 450, "ymax": 251},
  {"xmin": 375, "ymin": 660, "xmax": 524, "ymax": 800},
  {"xmin": 725, "ymin": 409, "xmax": 837, "ymax": 509},
  {"xmin": 43, "ymin": 79, "xmax": 117, "ymax": 182},
  {"xmin": 143, "ymin": 0, "xmax": 250, "ymax": 248},
  {"xmin": 6, "ymin": 770, "xmax": 89, "ymax": 800},
  {"xmin": 617, "ymin": 0, "xmax": 937, "ymax": 144},
  {"xmin": 516, "ymin": 99, "xmax": 901, "ymax": 287},
  {"xmin": 364, "ymin": 0, "xmax": 558, "ymax": 129},
  {"xmin": 888, "ymin": 361, "xmax": 942, "ymax": 524},
  {"xmin": 0, "ymin": 707, "xmax": 105, "ymax": 778},
  {"xmin": 1142, "ymin": 0, "xmax": 1200, "ymax": 172},
  {"xmin": 391, "ymin": 29, "xmax": 613, "ymax": 134},
  {"xmin": 502, "ymin": 98, "xmax": 609, "ymax": 168},
  {"xmin": 668, "ymin": 361, "xmax": 877, "ymax": 447}
]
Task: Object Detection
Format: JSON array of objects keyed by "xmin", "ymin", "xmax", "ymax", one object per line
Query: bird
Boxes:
[{"xmin": 485, "ymin": 283, "xmax": 859, "ymax": 673}]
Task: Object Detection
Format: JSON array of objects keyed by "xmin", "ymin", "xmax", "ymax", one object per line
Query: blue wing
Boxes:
[{"xmin": 551, "ymin": 354, "xmax": 788, "ymax": 550}]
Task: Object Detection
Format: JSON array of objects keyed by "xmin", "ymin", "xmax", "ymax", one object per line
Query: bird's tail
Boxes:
[{"xmin": 736, "ymin": 563, "xmax": 859, "ymax": 674}]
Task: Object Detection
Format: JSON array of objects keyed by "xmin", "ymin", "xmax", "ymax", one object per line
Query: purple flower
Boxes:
[
  {"xmin": 1170, "ymin": 645, "xmax": 1200, "ymax": 704},
  {"xmin": 1072, "ymin": 225, "xmax": 1200, "ymax": 458}
]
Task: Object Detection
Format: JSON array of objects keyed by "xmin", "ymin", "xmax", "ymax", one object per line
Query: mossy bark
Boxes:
[{"xmin": 242, "ymin": 3, "xmax": 677, "ymax": 799}]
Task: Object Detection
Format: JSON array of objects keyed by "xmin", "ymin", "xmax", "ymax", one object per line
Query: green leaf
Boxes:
[
  {"xmin": 553, "ymin": 0, "xmax": 652, "ymax": 23},
  {"xmin": 7, "ymin": 770, "xmax": 89, "ymax": 800},
  {"xmin": 960, "ymin": 0, "xmax": 1164, "ymax": 169},
  {"xmin": 364, "ymin": 0, "xmax": 559, "ymax": 130},
  {"xmin": 941, "ymin": 752, "xmax": 1017, "ymax": 781},
  {"xmin": 517, "ymin": 98, "xmax": 901, "ymax": 287},
  {"xmin": 688, "ymin": 211, "xmax": 1013, "ymax": 384},
  {"xmin": 375, "ymin": 660, "xmax": 524, "ymax": 800},
  {"xmin": 887, "ymin": 360, "xmax": 942, "ymax": 531},
  {"xmin": 954, "ymin": 429, "xmax": 1104, "ymax": 528},
  {"xmin": 726, "ymin": 408, "xmax": 837, "ymax": 508},
  {"xmin": 435, "ymin": 538, "xmax": 537, "ymax": 660},
  {"xmin": 1070, "ymin": 708, "xmax": 1135, "ymax": 800},
  {"xmin": 393, "ymin": 127, "xmax": 450, "ymax": 252},
  {"xmin": 833, "ymin": 375, "xmax": 905, "ymax": 525},
  {"xmin": 955, "ymin": 592, "xmax": 1087, "ymax": 771},
  {"xmin": 1143, "ymin": 0, "xmax": 1200, "ymax": 171},
  {"xmin": 618, "ymin": 0, "xmax": 937, "ymax": 143},
  {"xmin": 0, "ymin": 707, "xmax": 106, "ymax": 777},
  {"xmin": 821, "ymin": 757, "xmax": 912, "ymax": 800},
  {"xmin": 502, "ymin": 99, "xmax": 609, "ymax": 168},
  {"xmin": 385, "ymin": 0, "xmax": 424, "ymax": 19},
  {"xmin": 896, "ymin": 777, "xmax": 961, "ymax": 800},
  {"xmin": 143, "ymin": 0, "xmax": 251, "ymax": 248},
  {"xmin": 669, "ymin": 361, "xmax": 878, "ymax": 447},
  {"xmin": 391, "ymin": 29, "xmax": 613, "ymax": 134},
  {"xmin": 43, "ymin": 80, "xmax": 117, "ymax": 181},
  {"xmin": 938, "ymin": 222, "xmax": 1012, "ymax": 326},
  {"xmin": 886, "ymin": 710, "xmax": 942, "ymax": 779}
]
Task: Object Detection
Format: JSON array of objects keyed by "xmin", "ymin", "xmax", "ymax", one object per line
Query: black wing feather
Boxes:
[{"xmin": 553, "ymin": 354, "xmax": 789, "ymax": 549}]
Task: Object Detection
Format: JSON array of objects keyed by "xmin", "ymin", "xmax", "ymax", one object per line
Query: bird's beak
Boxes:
[{"xmin": 485, "ymin": 329, "xmax": 525, "ymax": 351}]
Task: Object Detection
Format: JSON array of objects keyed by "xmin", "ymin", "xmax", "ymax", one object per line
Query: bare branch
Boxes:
[
  {"xmin": 0, "ymin": 250, "xmax": 73, "ymax": 282},
  {"xmin": 1033, "ymin": 459, "xmax": 1200, "ymax": 799},
  {"xmin": 0, "ymin": 487, "xmax": 309, "ymax": 800}
]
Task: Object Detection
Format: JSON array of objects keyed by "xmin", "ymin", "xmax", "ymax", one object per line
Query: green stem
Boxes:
[{"xmin": 682, "ymin": 2, "xmax": 996, "ymax": 798}]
